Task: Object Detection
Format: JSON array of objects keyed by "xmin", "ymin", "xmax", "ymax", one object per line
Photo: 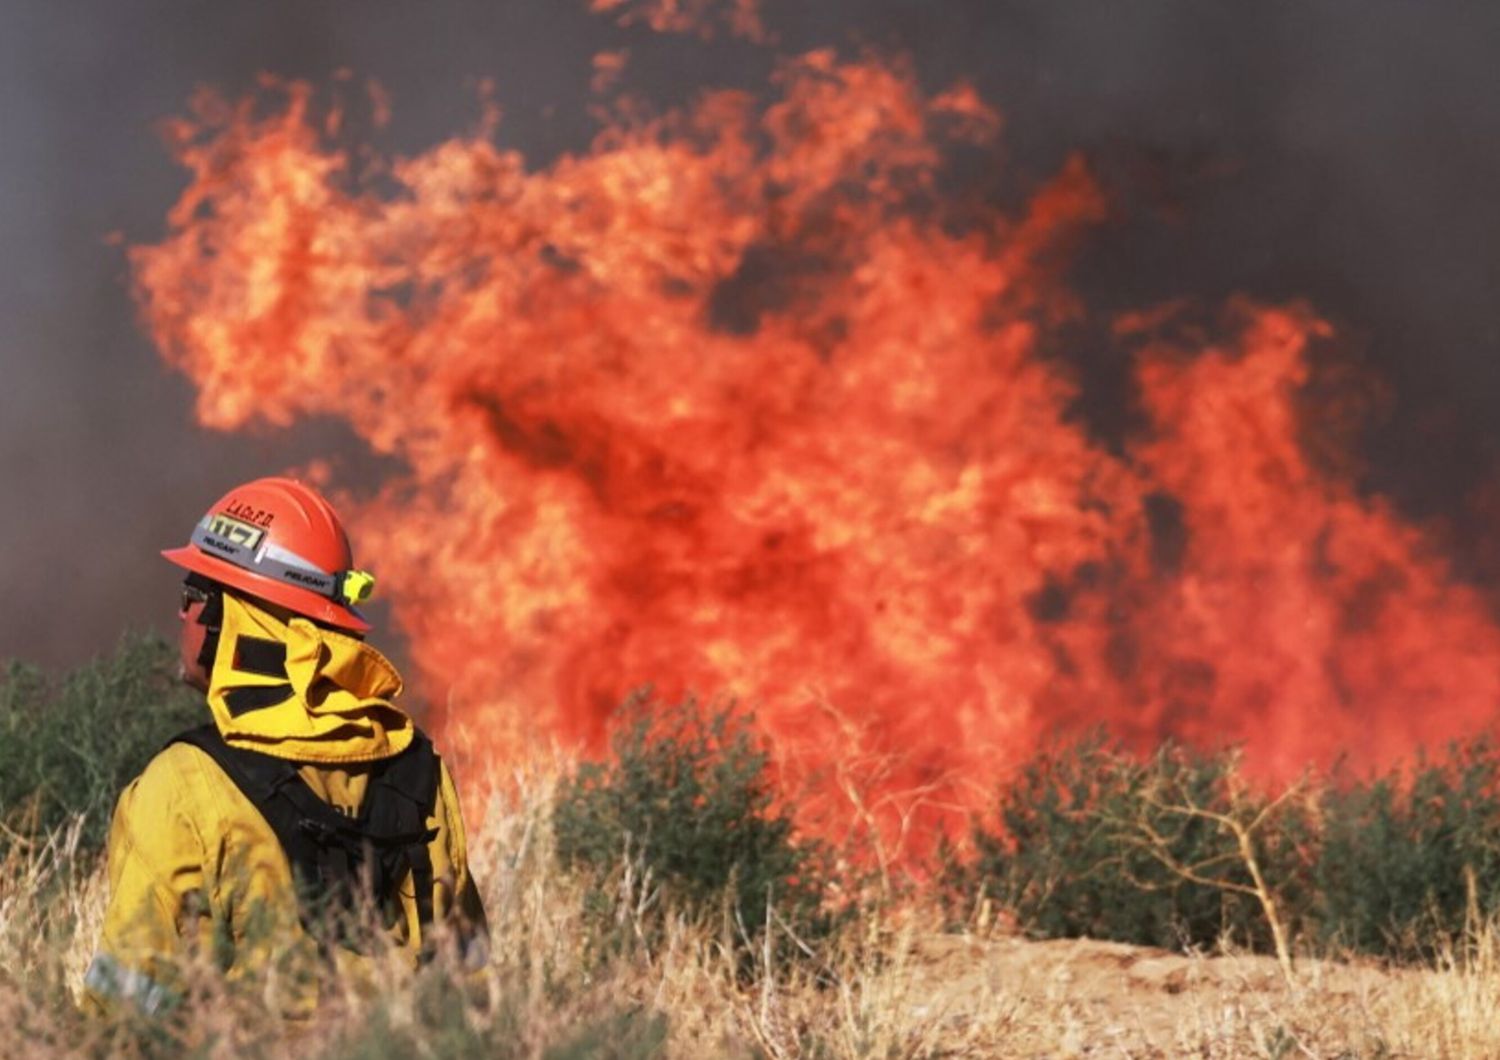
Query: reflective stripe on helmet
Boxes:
[{"xmin": 190, "ymin": 519, "xmax": 371, "ymax": 606}]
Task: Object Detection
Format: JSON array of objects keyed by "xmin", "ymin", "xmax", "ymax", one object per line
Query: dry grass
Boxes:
[{"xmin": 5, "ymin": 763, "xmax": 1500, "ymax": 1058}]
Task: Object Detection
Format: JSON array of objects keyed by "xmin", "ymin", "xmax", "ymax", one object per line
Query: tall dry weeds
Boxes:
[{"xmin": 4, "ymin": 755, "xmax": 1500, "ymax": 1058}]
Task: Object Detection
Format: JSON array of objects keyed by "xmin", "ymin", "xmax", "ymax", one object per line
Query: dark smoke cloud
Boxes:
[{"xmin": 4, "ymin": 0, "xmax": 1499, "ymax": 668}]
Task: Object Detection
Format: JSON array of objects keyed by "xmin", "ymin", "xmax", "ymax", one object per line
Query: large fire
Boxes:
[{"xmin": 131, "ymin": 46, "xmax": 1500, "ymax": 865}]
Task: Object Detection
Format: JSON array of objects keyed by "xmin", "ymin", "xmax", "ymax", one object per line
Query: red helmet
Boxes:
[{"xmin": 163, "ymin": 477, "xmax": 375, "ymax": 633}]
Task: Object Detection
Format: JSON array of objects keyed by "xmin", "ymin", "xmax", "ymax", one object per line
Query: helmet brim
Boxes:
[{"xmin": 162, "ymin": 546, "xmax": 372, "ymax": 634}]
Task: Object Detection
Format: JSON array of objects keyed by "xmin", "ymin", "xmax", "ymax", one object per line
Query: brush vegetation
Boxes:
[
  {"xmin": 553, "ymin": 694, "xmax": 834, "ymax": 965},
  {"xmin": 946, "ymin": 732, "xmax": 1500, "ymax": 967},
  {"xmin": 6, "ymin": 639, "xmax": 1500, "ymax": 1055},
  {"xmin": 1, "ymin": 633, "xmax": 201, "ymax": 853}
]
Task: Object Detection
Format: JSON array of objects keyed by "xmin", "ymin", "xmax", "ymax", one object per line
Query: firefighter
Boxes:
[{"xmin": 84, "ymin": 476, "xmax": 487, "ymax": 1016}]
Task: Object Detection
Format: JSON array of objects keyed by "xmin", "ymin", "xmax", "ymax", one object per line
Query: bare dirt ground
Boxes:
[{"xmin": 901, "ymin": 933, "xmax": 1439, "ymax": 1058}]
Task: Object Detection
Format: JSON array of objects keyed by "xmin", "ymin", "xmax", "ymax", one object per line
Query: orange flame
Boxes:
[
  {"xmin": 590, "ymin": 0, "xmax": 767, "ymax": 41},
  {"xmin": 132, "ymin": 52, "xmax": 1500, "ymax": 867}
]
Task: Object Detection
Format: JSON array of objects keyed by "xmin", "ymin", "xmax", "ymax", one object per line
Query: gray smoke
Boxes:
[{"xmin": 3, "ymin": 0, "xmax": 1498, "ymax": 668}]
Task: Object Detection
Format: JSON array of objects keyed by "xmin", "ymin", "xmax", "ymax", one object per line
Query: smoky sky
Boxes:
[{"xmin": 3, "ymin": 0, "xmax": 1499, "ymax": 671}]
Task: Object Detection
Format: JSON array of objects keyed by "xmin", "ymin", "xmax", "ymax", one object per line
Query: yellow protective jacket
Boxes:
[{"xmin": 84, "ymin": 594, "xmax": 487, "ymax": 1016}]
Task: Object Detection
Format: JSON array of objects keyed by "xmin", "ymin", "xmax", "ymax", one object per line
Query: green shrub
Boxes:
[
  {"xmin": 953, "ymin": 733, "xmax": 1311, "ymax": 953},
  {"xmin": 1315, "ymin": 740, "xmax": 1500, "ymax": 958},
  {"xmin": 553, "ymin": 694, "xmax": 831, "ymax": 957},
  {"xmin": 0, "ymin": 632, "xmax": 205, "ymax": 853},
  {"xmin": 952, "ymin": 731, "xmax": 1500, "ymax": 965}
]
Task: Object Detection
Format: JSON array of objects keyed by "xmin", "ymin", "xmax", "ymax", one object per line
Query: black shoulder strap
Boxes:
[
  {"xmin": 170, "ymin": 724, "xmax": 444, "ymax": 933},
  {"xmin": 171, "ymin": 724, "xmax": 340, "ymax": 906}
]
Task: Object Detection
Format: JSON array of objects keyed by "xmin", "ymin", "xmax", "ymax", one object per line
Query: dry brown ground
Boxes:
[{"xmin": 900, "ymin": 932, "xmax": 1407, "ymax": 1057}]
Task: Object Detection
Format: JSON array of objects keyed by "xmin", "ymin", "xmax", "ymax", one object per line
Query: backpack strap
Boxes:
[
  {"xmin": 172, "ymin": 724, "xmax": 334, "ymax": 904},
  {"xmin": 169, "ymin": 724, "xmax": 444, "ymax": 935}
]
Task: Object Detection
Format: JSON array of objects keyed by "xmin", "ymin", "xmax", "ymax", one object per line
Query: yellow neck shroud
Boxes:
[{"xmin": 206, "ymin": 593, "xmax": 413, "ymax": 763}]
